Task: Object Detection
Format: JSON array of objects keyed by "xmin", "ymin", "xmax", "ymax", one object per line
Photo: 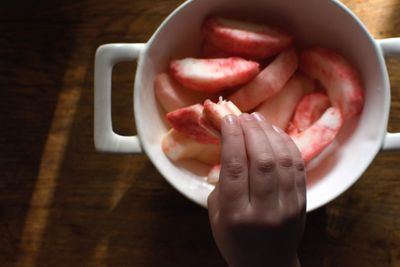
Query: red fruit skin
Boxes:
[
  {"xmin": 229, "ymin": 47, "xmax": 298, "ymax": 111},
  {"xmin": 203, "ymin": 16, "xmax": 293, "ymax": 60},
  {"xmin": 170, "ymin": 57, "xmax": 259, "ymax": 93},
  {"xmin": 292, "ymin": 92, "xmax": 331, "ymax": 131},
  {"xmin": 162, "ymin": 129, "xmax": 221, "ymax": 165},
  {"xmin": 290, "ymin": 107, "xmax": 344, "ymax": 162},
  {"xmin": 166, "ymin": 104, "xmax": 220, "ymax": 144},
  {"xmin": 300, "ymin": 47, "xmax": 364, "ymax": 120}
]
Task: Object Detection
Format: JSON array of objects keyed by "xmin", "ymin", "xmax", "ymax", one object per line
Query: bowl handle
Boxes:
[
  {"xmin": 377, "ymin": 38, "xmax": 400, "ymax": 151},
  {"xmin": 94, "ymin": 43, "xmax": 145, "ymax": 153}
]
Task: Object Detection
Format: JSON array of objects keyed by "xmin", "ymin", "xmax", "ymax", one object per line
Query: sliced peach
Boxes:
[
  {"xmin": 154, "ymin": 73, "xmax": 216, "ymax": 112},
  {"xmin": 229, "ymin": 48, "xmax": 298, "ymax": 111},
  {"xmin": 162, "ymin": 129, "xmax": 220, "ymax": 165},
  {"xmin": 290, "ymin": 107, "xmax": 344, "ymax": 162},
  {"xmin": 203, "ymin": 16, "xmax": 293, "ymax": 60},
  {"xmin": 256, "ymin": 73, "xmax": 315, "ymax": 130},
  {"xmin": 292, "ymin": 92, "xmax": 331, "ymax": 131},
  {"xmin": 300, "ymin": 47, "xmax": 364, "ymax": 120},
  {"xmin": 166, "ymin": 104, "xmax": 219, "ymax": 144},
  {"xmin": 170, "ymin": 57, "xmax": 259, "ymax": 93}
]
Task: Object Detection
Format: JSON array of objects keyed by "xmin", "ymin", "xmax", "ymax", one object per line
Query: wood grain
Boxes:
[{"xmin": 0, "ymin": 0, "xmax": 399, "ymax": 266}]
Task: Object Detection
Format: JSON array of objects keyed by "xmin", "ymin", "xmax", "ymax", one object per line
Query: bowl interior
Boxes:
[{"xmin": 134, "ymin": 0, "xmax": 389, "ymax": 211}]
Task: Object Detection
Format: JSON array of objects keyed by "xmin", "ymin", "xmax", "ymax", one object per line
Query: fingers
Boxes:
[
  {"xmin": 218, "ymin": 115, "xmax": 249, "ymax": 213},
  {"xmin": 239, "ymin": 114, "xmax": 279, "ymax": 210},
  {"xmin": 280, "ymin": 131, "xmax": 307, "ymax": 214},
  {"xmin": 252, "ymin": 113, "xmax": 303, "ymax": 216},
  {"xmin": 212, "ymin": 113, "xmax": 307, "ymax": 218}
]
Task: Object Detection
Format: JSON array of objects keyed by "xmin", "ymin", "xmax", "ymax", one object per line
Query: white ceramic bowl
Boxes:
[{"xmin": 94, "ymin": 0, "xmax": 400, "ymax": 212}]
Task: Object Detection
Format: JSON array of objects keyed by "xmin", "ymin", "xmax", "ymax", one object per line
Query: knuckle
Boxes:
[
  {"xmin": 224, "ymin": 212, "xmax": 250, "ymax": 229},
  {"xmin": 294, "ymin": 161, "xmax": 305, "ymax": 171},
  {"xmin": 254, "ymin": 154, "xmax": 276, "ymax": 173},
  {"xmin": 284, "ymin": 205, "xmax": 300, "ymax": 221},
  {"xmin": 277, "ymin": 154, "xmax": 293, "ymax": 167},
  {"xmin": 261, "ymin": 212, "xmax": 284, "ymax": 228},
  {"xmin": 260, "ymin": 203, "xmax": 303, "ymax": 228},
  {"xmin": 223, "ymin": 158, "xmax": 246, "ymax": 179},
  {"xmin": 262, "ymin": 210, "xmax": 297, "ymax": 228}
]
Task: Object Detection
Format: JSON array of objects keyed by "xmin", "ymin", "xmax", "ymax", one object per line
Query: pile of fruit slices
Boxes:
[{"xmin": 155, "ymin": 16, "xmax": 364, "ymax": 185}]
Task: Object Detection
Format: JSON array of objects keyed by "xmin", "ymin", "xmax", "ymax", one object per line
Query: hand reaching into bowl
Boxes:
[{"xmin": 207, "ymin": 113, "xmax": 306, "ymax": 267}]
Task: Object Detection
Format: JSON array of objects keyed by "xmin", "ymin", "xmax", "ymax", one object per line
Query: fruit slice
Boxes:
[
  {"xmin": 207, "ymin": 164, "xmax": 221, "ymax": 185},
  {"xmin": 203, "ymin": 16, "xmax": 293, "ymax": 60},
  {"xmin": 256, "ymin": 73, "xmax": 315, "ymax": 130},
  {"xmin": 162, "ymin": 129, "xmax": 220, "ymax": 165},
  {"xmin": 292, "ymin": 92, "xmax": 331, "ymax": 131},
  {"xmin": 202, "ymin": 98, "xmax": 242, "ymax": 131},
  {"xmin": 154, "ymin": 73, "xmax": 216, "ymax": 112},
  {"xmin": 300, "ymin": 47, "xmax": 364, "ymax": 120},
  {"xmin": 229, "ymin": 48, "xmax": 298, "ymax": 111},
  {"xmin": 290, "ymin": 107, "xmax": 344, "ymax": 162},
  {"xmin": 166, "ymin": 104, "xmax": 219, "ymax": 144},
  {"xmin": 170, "ymin": 57, "xmax": 259, "ymax": 93}
]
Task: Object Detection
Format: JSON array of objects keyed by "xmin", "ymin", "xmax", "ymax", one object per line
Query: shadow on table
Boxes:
[{"xmin": 0, "ymin": 2, "xmax": 85, "ymax": 265}]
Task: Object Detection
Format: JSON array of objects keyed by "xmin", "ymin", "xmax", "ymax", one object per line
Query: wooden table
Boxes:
[{"xmin": 1, "ymin": 0, "xmax": 399, "ymax": 266}]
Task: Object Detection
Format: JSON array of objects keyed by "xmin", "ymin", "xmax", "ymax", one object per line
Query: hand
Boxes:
[{"xmin": 207, "ymin": 113, "xmax": 306, "ymax": 267}]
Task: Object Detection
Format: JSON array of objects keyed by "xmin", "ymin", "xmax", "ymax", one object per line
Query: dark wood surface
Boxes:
[{"xmin": 0, "ymin": 0, "xmax": 399, "ymax": 266}]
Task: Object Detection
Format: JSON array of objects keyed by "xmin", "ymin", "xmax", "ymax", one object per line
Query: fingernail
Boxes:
[
  {"xmin": 240, "ymin": 113, "xmax": 253, "ymax": 121},
  {"xmin": 224, "ymin": 114, "xmax": 237, "ymax": 125},
  {"xmin": 252, "ymin": 112, "xmax": 265, "ymax": 122},
  {"xmin": 272, "ymin": 125, "xmax": 285, "ymax": 134}
]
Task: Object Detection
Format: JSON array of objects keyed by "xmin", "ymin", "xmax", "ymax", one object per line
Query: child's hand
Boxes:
[{"xmin": 207, "ymin": 113, "xmax": 306, "ymax": 267}]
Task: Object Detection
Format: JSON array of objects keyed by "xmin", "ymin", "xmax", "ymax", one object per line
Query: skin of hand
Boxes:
[{"xmin": 207, "ymin": 113, "xmax": 306, "ymax": 267}]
